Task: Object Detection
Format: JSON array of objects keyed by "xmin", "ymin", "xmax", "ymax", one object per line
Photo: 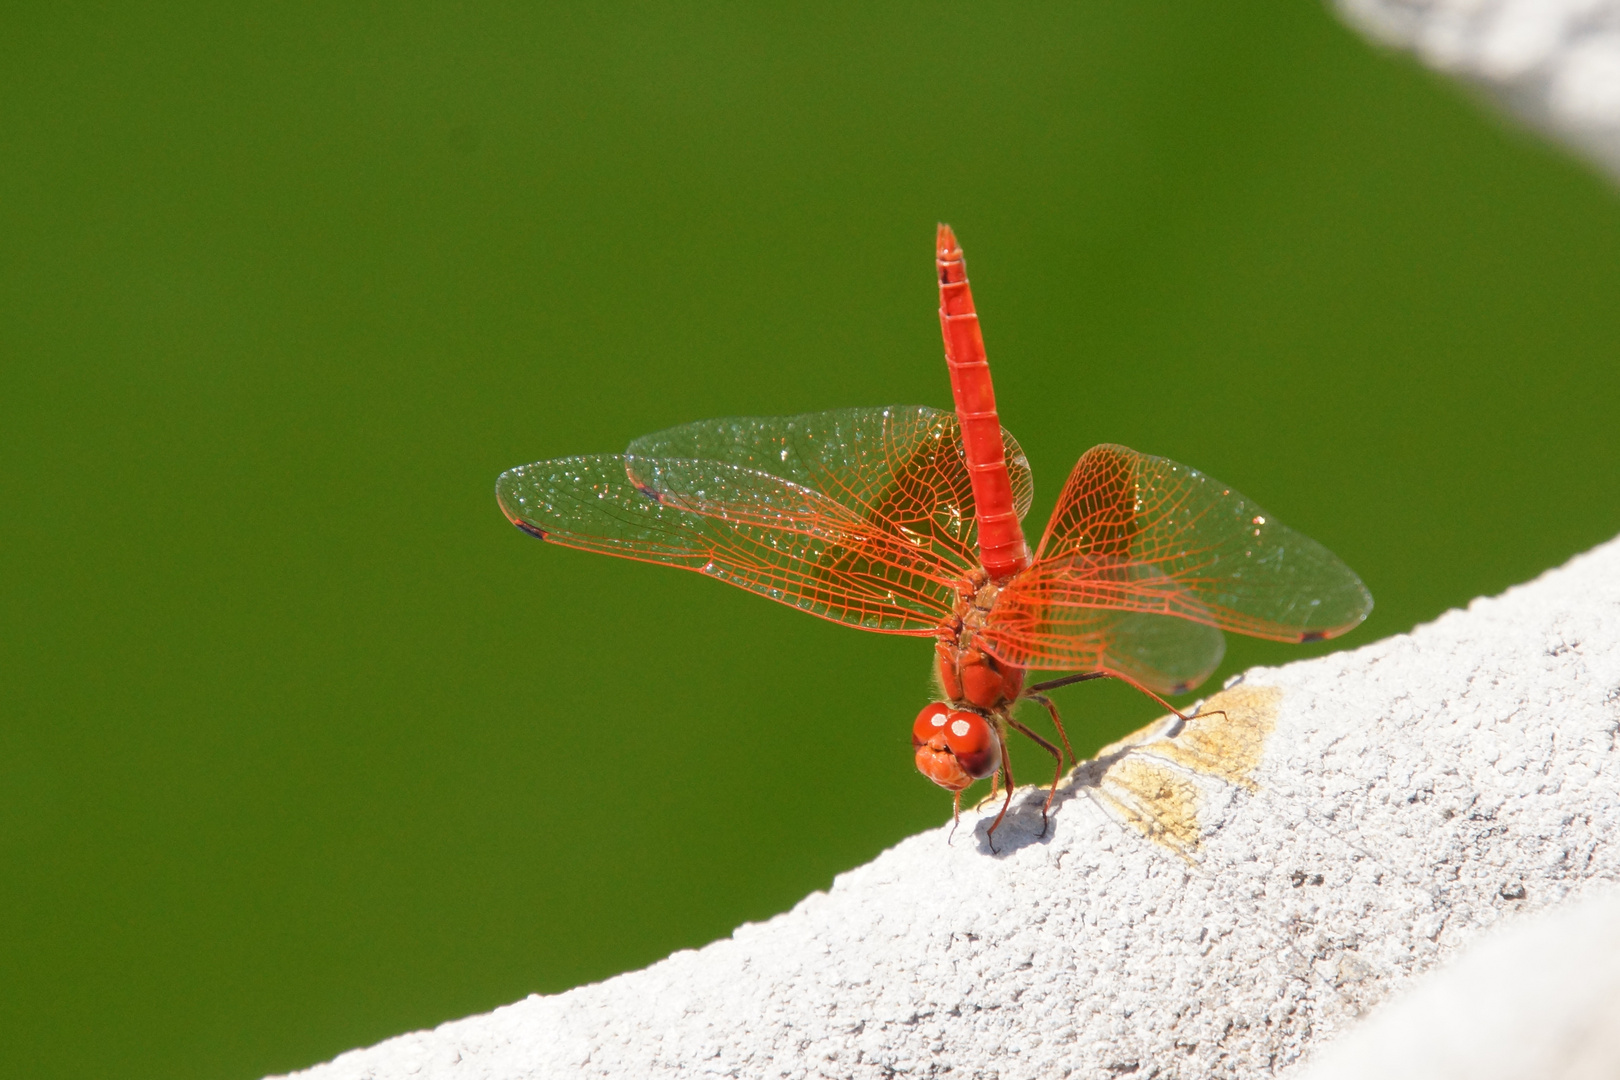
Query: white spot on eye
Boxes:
[
  {"xmin": 930, "ymin": 712, "xmax": 948, "ymax": 727},
  {"xmin": 950, "ymin": 719, "xmax": 972, "ymax": 738}
]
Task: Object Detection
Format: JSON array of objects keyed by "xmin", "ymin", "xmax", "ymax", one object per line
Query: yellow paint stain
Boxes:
[
  {"xmin": 1100, "ymin": 756, "xmax": 1203, "ymax": 852},
  {"xmin": 1086, "ymin": 684, "xmax": 1283, "ymax": 856},
  {"xmin": 1146, "ymin": 684, "xmax": 1282, "ymax": 788}
]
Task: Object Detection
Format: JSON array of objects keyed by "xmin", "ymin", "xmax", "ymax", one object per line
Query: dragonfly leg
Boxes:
[
  {"xmin": 1026, "ymin": 670, "xmax": 1110, "ymax": 694},
  {"xmin": 1022, "ymin": 691, "xmax": 1077, "ymax": 766},
  {"xmin": 986, "ymin": 729, "xmax": 1015, "ymax": 844},
  {"xmin": 1029, "ymin": 669, "xmax": 1224, "ymax": 729},
  {"xmin": 1103, "ymin": 670, "xmax": 1229, "ymax": 730},
  {"xmin": 1005, "ymin": 716, "xmax": 1063, "ymax": 835},
  {"xmin": 972, "ymin": 764, "xmax": 1002, "ymax": 812}
]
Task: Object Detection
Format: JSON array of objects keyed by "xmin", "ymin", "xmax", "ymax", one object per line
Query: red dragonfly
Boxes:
[{"xmin": 497, "ymin": 225, "xmax": 1371, "ymax": 837}]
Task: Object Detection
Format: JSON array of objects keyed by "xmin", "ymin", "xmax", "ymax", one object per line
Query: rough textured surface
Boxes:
[
  {"xmin": 1295, "ymin": 885, "xmax": 1620, "ymax": 1080},
  {"xmin": 277, "ymin": 535, "xmax": 1620, "ymax": 1079},
  {"xmin": 1336, "ymin": 0, "xmax": 1620, "ymax": 177}
]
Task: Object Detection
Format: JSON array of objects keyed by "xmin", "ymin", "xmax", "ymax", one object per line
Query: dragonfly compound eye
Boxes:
[
  {"xmin": 911, "ymin": 703, "xmax": 952, "ymax": 747},
  {"xmin": 912, "ymin": 702, "xmax": 973, "ymax": 792},
  {"xmin": 941, "ymin": 710, "xmax": 1000, "ymax": 780},
  {"xmin": 912, "ymin": 704, "xmax": 1000, "ymax": 791}
]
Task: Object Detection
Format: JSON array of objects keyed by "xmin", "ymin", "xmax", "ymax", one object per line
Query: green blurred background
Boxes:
[{"xmin": 4, "ymin": 2, "xmax": 1620, "ymax": 1077}]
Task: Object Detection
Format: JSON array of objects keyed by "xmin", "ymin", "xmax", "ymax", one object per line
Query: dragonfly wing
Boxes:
[
  {"xmin": 626, "ymin": 405, "xmax": 1033, "ymax": 567},
  {"xmin": 1003, "ymin": 443, "xmax": 1372, "ymax": 647},
  {"xmin": 981, "ymin": 605, "xmax": 1226, "ymax": 694},
  {"xmin": 496, "ymin": 453, "xmax": 956, "ymax": 632},
  {"xmin": 1100, "ymin": 611, "xmax": 1227, "ymax": 694}
]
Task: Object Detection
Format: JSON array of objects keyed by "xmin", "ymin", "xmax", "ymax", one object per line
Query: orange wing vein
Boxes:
[
  {"xmin": 983, "ymin": 443, "xmax": 1371, "ymax": 688},
  {"xmin": 496, "ymin": 406, "xmax": 1032, "ymax": 634}
]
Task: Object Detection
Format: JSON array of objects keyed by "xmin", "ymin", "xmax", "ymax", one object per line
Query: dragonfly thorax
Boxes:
[
  {"xmin": 951, "ymin": 567, "xmax": 1000, "ymax": 632},
  {"xmin": 935, "ymin": 571, "xmax": 1025, "ymax": 711},
  {"xmin": 935, "ymin": 640, "xmax": 1025, "ymax": 711}
]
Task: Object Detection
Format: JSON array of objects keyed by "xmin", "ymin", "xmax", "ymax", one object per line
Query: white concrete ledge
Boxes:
[
  {"xmin": 1337, "ymin": 0, "xmax": 1620, "ymax": 179},
  {"xmin": 1296, "ymin": 885, "xmax": 1620, "ymax": 1080},
  {"xmin": 278, "ymin": 535, "xmax": 1620, "ymax": 1079}
]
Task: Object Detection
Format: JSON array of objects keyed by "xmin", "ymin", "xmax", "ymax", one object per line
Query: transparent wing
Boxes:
[
  {"xmin": 625, "ymin": 405, "xmax": 1033, "ymax": 564},
  {"xmin": 495, "ymin": 406, "xmax": 1033, "ymax": 634},
  {"xmin": 987, "ymin": 443, "xmax": 1371, "ymax": 675},
  {"xmin": 1100, "ymin": 610, "xmax": 1226, "ymax": 694},
  {"xmin": 985, "ymin": 604, "xmax": 1226, "ymax": 695}
]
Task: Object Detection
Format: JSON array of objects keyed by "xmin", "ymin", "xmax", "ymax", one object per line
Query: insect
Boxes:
[{"xmin": 496, "ymin": 225, "xmax": 1371, "ymax": 838}]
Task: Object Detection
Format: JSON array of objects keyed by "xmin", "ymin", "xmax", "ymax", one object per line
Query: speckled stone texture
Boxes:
[
  {"xmin": 276, "ymin": 534, "xmax": 1620, "ymax": 1079},
  {"xmin": 1294, "ymin": 885, "xmax": 1620, "ymax": 1080}
]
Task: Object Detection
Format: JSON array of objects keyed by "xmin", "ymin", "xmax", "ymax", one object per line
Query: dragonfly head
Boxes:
[{"xmin": 912, "ymin": 703, "xmax": 1000, "ymax": 791}]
